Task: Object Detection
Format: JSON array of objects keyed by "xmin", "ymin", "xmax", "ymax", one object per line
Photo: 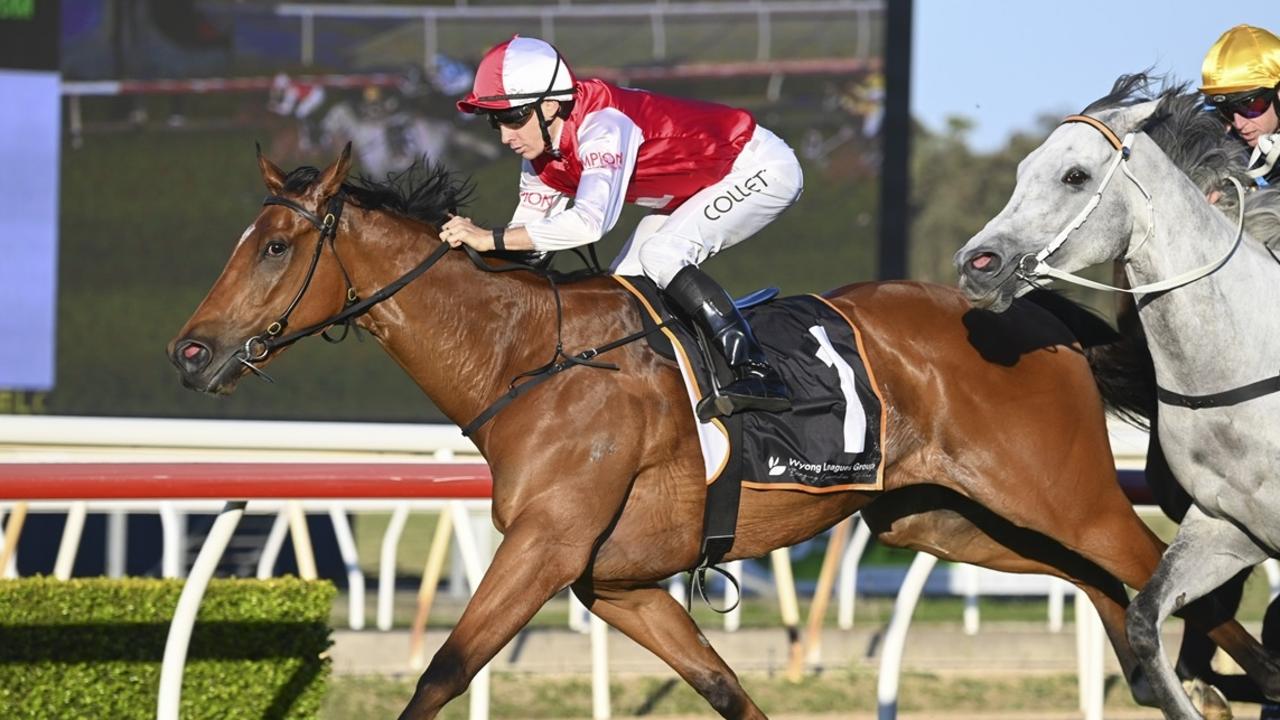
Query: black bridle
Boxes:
[
  {"xmin": 234, "ymin": 193, "xmax": 452, "ymax": 382},
  {"xmin": 256, "ymin": 194, "xmax": 350, "ymax": 342},
  {"xmin": 476, "ymin": 51, "xmax": 569, "ymax": 160},
  {"xmin": 236, "ymin": 192, "xmax": 662, "ymax": 436}
]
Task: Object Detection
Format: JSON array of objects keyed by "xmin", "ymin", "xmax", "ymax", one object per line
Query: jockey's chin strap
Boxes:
[
  {"xmin": 1018, "ymin": 114, "xmax": 1246, "ymax": 297},
  {"xmin": 477, "ymin": 52, "xmax": 568, "ymax": 160},
  {"xmin": 1246, "ymin": 133, "xmax": 1280, "ymax": 181}
]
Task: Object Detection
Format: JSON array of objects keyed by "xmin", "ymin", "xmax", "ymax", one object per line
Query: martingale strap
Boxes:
[
  {"xmin": 456, "ymin": 245, "xmax": 682, "ymax": 437},
  {"xmin": 459, "ymin": 319, "xmax": 670, "ymax": 437}
]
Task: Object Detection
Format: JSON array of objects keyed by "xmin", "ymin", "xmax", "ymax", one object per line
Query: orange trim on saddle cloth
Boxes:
[
  {"xmin": 738, "ymin": 293, "xmax": 887, "ymax": 493},
  {"xmin": 611, "ymin": 275, "xmax": 731, "ymax": 486}
]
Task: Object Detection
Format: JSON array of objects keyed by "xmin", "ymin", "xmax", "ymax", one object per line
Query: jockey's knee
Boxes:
[{"xmin": 638, "ymin": 238, "xmax": 701, "ymax": 289}]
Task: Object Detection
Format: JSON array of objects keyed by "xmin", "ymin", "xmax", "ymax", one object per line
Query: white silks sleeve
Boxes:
[
  {"xmin": 509, "ymin": 164, "xmax": 569, "ymax": 226},
  {"xmin": 522, "ymin": 108, "xmax": 642, "ymax": 251}
]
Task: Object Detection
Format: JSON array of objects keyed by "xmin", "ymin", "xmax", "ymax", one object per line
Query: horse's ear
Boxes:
[
  {"xmin": 315, "ymin": 142, "xmax": 353, "ymax": 200},
  {"xmin": 1127, "ymin": 98, "xmax": 1164, "ymax": 133},
  {"xmin": 256, "ymin": 142, "xmax": 287, "ymax": 196}
]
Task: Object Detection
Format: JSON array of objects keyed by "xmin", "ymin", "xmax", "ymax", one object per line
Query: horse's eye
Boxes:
[
  {"xmin": 264, "ymin": 240, "xmax": 289, "ymax": 258},
  {"xmin": 1061, "ymin": 168, "xmax": 1090, "ymax": 186}
]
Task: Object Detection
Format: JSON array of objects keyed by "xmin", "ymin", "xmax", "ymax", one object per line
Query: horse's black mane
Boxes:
[
  {"xmin": 281, "ymin": 158, "xmax": 603, "ymax": 279},
  {"xmin": 282, "ymin": 158, "xmax": 474, "ymax": 229}
]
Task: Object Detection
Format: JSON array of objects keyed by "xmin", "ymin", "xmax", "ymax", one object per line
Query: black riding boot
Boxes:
[{"xmin": 664, "ymin": 265, "xmax": 791, "ymax": 420}]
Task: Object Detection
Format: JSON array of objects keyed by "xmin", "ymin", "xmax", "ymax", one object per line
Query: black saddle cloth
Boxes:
[{"xmin": 620, "ymin": 276, "xmax": 884, "ymax": 491}]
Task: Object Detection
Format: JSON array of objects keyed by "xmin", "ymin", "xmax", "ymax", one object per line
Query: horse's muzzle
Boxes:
[
  {"xmin": 168, "ymin": 336, "xmax": 241, "ymax": 394},
  {"xmin": 173, "ymin": 339, "xmax": 212, "ymax": 375},
  {"xmin": 955, "ymin": 246, "xmax": 1016, "ymax": 311}
]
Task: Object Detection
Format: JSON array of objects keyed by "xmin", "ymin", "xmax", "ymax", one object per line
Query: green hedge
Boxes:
[{"xmin": 0, "ymin": 576, "xmax": 335, "ymax": 720}]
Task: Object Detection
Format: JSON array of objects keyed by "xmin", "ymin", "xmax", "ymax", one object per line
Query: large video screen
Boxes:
[
  {"xmin": 7, "ymin": 1, "xmax": 890, "ymax": 422},
  {"xmin": 0, "ymin": 2, "xmax": 60, "ymax": 400}
]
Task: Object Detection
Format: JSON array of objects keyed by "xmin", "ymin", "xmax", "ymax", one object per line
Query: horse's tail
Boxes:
[{"xmin": 1022, "ymin": 289, "xmax": 1155, "ymax": 430}]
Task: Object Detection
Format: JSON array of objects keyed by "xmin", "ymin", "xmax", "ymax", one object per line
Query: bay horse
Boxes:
[
  {"xmin": 956, "ymin": 75, "xmax": 1280, "ymax": 719},
  {"xmin": 169, "ymin": 144, "xmax": 1277, "ymax": 719}
]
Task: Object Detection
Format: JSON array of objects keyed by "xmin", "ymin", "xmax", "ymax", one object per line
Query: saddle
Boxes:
[
  {"xmin": 456, "ymin": 252, "xmax": 887, "ymax": 576},
  {"xmin": 615, "ymin": 275, "xmax": 887, "ymax": 573}
]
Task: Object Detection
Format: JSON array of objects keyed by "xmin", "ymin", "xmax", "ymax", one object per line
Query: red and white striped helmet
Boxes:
[{"xmin": 456, "ymin": 36, "xmax": 577, "ymax": 113}]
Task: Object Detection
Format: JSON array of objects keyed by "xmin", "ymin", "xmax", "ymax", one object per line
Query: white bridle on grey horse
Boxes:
[
  {"xmin": 1022, "ymin": 114, "xmax": 1247, "ymax": 297},
  {"xmin": 956, "ymin": 88, "xmax": 1280, "ymax": 720}
]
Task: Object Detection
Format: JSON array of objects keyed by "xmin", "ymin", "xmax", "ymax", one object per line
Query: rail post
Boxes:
[{"xmin": 157, "ymin": 500, "xmax": 248, "ymax": 720}]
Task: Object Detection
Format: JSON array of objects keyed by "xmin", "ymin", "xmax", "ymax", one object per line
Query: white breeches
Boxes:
[{"xmin": 610, "ymin": 125, "xmax": 804, "ymax": 288}]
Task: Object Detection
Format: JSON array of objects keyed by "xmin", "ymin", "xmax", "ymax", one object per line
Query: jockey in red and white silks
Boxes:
[
  {"xmin": 511, "ymin": 78, "xmax": 803, "ymax": 287},
  {"xmin": 441, "ymin": 35, "xmax": 803, "ymax": 419}
]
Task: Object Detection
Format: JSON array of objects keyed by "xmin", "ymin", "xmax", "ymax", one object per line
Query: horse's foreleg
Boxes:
[
  {"xmin": 397, "ymin": 522, "xmax": 594, "ymax": 720},
  {"xmin": 575, "ymin": 582, "xmax": 768, "ymax": 720},
  {"xmin": 1127, "ymin": 506, "xmax": 1273, "ymax": 720}
]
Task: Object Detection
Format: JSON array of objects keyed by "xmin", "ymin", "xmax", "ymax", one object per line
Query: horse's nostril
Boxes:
[
  {"xmin": 175, "ymin": 339, "xmax": 212, "ymax": 373},
  {"xmin": 969, "ymin": 252, "xmax": 1003, "ymax": 274}
]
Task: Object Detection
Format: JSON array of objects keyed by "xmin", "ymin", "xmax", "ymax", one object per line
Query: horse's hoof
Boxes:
[{"xmin": 1183, "ymin": 678, "xmax": 1233, "ymax": 720}]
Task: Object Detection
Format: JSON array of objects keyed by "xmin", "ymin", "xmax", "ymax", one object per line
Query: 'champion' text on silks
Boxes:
[
  {"xmin": 519, "ymin": 191, "xmax": 558, "ymax": 211},
  {"xmin": 703, "ymin": 170, "xmax": 770, "ymax": 220},
  {"xmin": 581, "ymin": 151, "xmax": 625, "ymax": 170}
]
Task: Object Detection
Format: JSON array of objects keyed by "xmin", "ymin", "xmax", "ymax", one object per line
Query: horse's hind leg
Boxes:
[
  {"xmin": 866, "ymin": 486, "xmax": 1276, "ymax": 708},
  {"xmin": 865, "ymin": 493, "xmax": 1153, "ymax": 702},
  {"xmin": 951, "ymin": 446, "xmax": 1280, "ymax": 705},
  {"xmin": 1128, "ymin": 506, "xmax": 1274, "ymax": 720},
  {"xmin": 1054, "ymin": 495, "xmax": 1280, "ymax": 710},
  {"xmin": 1002, "ymin": 494, "xmax": 1280, "ymax": 706},
  {"xmin": 574, "ymin": 582, "xmax": 767, "ymax": 720}
]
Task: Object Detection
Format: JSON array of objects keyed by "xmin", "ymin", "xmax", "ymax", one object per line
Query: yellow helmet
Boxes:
[{"xmin": 1200, "ymin": 24, "xmax": 1280, "ymax": 97}]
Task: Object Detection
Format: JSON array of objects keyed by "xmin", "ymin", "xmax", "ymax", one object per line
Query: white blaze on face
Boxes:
[{"xmin": 235, "ymin": 223, "xmax": 257, "ymax": 250}]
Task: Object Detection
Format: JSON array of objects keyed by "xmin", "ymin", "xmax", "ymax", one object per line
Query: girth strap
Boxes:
[
  {"xmin": 688, "ymin": 412, "xmax": 744, "ymax": 614},
  {"xmin": 1159, "ymin": 373, "xmax": 1280, "ymax": 409}
]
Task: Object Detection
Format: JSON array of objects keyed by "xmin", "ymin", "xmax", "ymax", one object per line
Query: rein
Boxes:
[
  {"xmin": 236, "ymin": 193, "xmax": 670, "ymax": 431},
  {"xmin": 1017, "ymin": 114, "xmax": 1246, "ymax": 297},
  {"xmin": 1024, "ymin": 115, "xmax": 1279, "ymax": 410}
]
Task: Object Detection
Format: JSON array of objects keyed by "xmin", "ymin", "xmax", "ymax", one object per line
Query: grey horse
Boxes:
[{"xmin": 956, "ymin": 75, "xmax": 1280, "ymax": 719}]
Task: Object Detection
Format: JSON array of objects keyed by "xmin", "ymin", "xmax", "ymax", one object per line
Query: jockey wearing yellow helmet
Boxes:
[{"xmin": 1201, "ymin": 24, "xmax": 1280, "ymax": 185}]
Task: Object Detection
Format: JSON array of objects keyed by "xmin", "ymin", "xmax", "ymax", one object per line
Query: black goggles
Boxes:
[
  {"xmin": 1211, "ymin": 88, "xmax": 1276, "ymax": 121},
  {"xmin": 487, "ymin": 104, "xmax": 537, "ymax": 130}
]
